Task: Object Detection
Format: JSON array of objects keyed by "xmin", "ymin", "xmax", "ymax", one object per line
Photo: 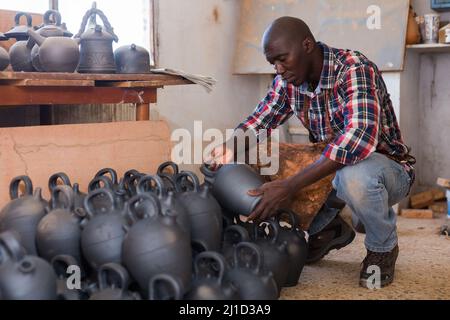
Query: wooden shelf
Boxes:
[{"xmin": 406, "ymin": 43, "xmax": 450, "ymax": 53}]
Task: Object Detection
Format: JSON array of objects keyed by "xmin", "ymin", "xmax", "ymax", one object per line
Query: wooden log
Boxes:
[
  {"xmin": 410, "ymin": 190, "xmax": 435, "ymax": 209},
  {"xmin": 401, "ymin": 209, "xmax": 434, "ymax": 219}
]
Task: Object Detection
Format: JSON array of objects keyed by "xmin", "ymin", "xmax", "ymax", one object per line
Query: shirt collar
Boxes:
[{"xmin": 299, "ymin": 41, "xmax": 336, "ymax": 95}]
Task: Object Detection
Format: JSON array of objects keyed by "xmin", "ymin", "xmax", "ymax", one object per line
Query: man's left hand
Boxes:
[{"xmin": 247, "ymin": 179, "xmax": 295, "ymax": 222}]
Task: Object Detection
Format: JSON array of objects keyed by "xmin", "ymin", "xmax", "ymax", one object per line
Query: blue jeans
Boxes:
[{"xmin": 309, "ymin": 152, "xmax": 412, "ymax": 253}]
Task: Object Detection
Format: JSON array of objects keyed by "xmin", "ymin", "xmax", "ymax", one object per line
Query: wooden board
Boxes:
[
  {"xmin": 401, "ymin": 209, "xmax": 434, "ymax": 219},
  {"xmin": 0, "ymin": 121, "xmax": 172, "ymax": 206},
  {"xmin": 234, "ymin": 0, "xmax": 409, "ymax": 73},
  {"xmin": 0, "ymin": 71, "xmax": 193, "ymax": 85},
  {"xmin": 0, "ymin": 86, "xmax": 157, "ymax": 106},
  {"xmin": 410, "ymin": 190, "xmax": 435, "ymax": 209}
]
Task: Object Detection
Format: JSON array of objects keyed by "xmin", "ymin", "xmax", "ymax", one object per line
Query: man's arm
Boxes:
[
  {"xmin": 206, "ymin": 76, "xmax": 292, "ymax": 167},
  {"xmin": 247, "ymin": 64, "xmax": 382, "ymax": 221},
  {"xmin": 247, "ymin": 156, "xmax": 344, "ymax": 221}
]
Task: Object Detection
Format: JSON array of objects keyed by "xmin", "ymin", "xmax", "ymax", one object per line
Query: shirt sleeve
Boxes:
[
  {"xmin": 237, "ymin": 75, "xmax": 293, "ymax": 136},
  {"xmin": 323, "ymin": 65, "xmax": 381, "ymax": 165}
]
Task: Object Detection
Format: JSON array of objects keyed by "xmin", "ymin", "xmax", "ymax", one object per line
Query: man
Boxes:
[{"xmin": 210, "ymin": 17, "xmax": 415, "ymax": 288}]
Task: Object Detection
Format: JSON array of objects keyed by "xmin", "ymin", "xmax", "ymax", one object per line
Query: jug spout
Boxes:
[{"xmin": 27, "ymin": 28, "xmax": 45, "ymax": 47}]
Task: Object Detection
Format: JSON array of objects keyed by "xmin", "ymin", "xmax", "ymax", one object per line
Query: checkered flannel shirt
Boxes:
[{"xmin": 238, "ymin": 42, "xmax": 415, "ymax": 179}]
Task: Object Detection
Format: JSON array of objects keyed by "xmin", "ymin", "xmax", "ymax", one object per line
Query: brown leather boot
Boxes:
[
  {"xmin": 306, "ymin": 215, "xmax": 356, "ymax": 264},
  {"xmin": 359, "ymin": 245, "xmax": 399, "ymax": 289}
]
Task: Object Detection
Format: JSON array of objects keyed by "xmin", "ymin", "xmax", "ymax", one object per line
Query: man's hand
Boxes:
[
  {"xmin": 247, "ymin": 179, "xmax": 294, "ymax": 222},
  {"xmin": 205, "ymin": 144, "xmax": 234, "ymax": 170}
]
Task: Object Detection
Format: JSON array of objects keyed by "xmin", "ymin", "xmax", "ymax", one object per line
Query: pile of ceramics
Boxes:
[
  {"xmin": 0, "ymin": 162, "xmax": 308, "ymax": 300},
  {"xmin": 0, "ymin": 2, "xmax": 152, "ymax": 74}
]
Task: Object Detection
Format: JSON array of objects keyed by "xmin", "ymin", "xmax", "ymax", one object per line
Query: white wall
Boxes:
[
  {"xmin": 153, "ymin": 0, "xmax": 269, "ymax": 170},
  {"xmin": 408, "ymin": 0, "xmax": 450, "ymax": 187}
]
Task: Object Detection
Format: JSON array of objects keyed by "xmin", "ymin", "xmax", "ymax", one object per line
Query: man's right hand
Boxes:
[{"xmin": 205, "ymin": 144, "xmax": 234, "ymax": 170}]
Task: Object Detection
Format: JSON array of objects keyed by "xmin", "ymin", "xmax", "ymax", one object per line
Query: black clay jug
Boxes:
[
  {"xmin": 80, "ymin": 188, "xmax": 128, "ymax": 271},
  {"xmin": 0, "ymin": 231, "xmax": 57, "ymax": 300},
  {"xmin": 0, "ymin": 176, "xmax": 48, "ymax": 255},
  {"xmin": 274, "ymin": 209, "xmax": 308, "ymax": 287},
  {"xmin": 36, "ymin": 185, "xmax": 85, "ymax": 264},
  {"xmin": 201, "ymin": 164, "xmax": 264, "ymax": 217},
  {"xmin": 175, "ymin": 171, "xmax": 222, "ymax": 251},
  {"xmin": 225, "ymin": 242, "xmax": 278, "ymax": 300},
  {"xmin": 149, "ymin": 274, "xmax": 184, "ymax": 300},
  {"xmin": 122, "ymin": 193, "xmax": 192, "ymax": 293},
  {"xmin": 252, "ymin": 220, "xmax": 290, "ymax": 292},
  {"xmin": 185, "ymin": 251, "xmax": 240, "ymax": 300},
  {"xmin": 137, "ymin": 174, "xmax": 190, "ymax": 237}
]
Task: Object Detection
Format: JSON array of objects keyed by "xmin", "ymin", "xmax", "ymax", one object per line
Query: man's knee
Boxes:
[{"xmin": 334, "ymin": 161, "xmax": 383, "ymax": 204}]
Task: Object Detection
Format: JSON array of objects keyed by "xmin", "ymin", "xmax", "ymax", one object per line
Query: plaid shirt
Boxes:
[{"xmin": 238, "ymin": 42, "xmax": 414, "ymax": 175}]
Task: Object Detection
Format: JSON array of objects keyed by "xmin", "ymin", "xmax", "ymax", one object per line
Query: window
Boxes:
[
  {"xmin": 0, "ymin": 1, "xmax": 49, "ymax": 13},
  {"xmin": 58, "ymin": 0, "xmax": 155, "ymax": 65}
]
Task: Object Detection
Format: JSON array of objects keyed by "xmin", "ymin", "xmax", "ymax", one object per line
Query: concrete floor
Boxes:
[{"xmin": 280, "ymin": 209, "xmax": 450, "ymax": 300}]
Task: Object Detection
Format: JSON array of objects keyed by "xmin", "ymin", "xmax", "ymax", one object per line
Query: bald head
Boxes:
[
  {"xmin": 261, "ymin": 17, "xmax": 322, "ymax": 87},
  {"xmin": 262, "ymin": 17, "xmax": 315, "ymax": 51}
]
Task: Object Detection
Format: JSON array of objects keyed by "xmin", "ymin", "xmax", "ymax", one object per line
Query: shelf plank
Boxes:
[
  {"xmin": 406, "ymin": 43, "xmax": 450, "ymax": 53},
  {"xmin": 0, "ymin": 79, "xmax": 95, "ymax": 87},
  {"xmin": 0, "ymin": 86, "xmax": 157, "ymax": 106},
  {"xmin": 0, "ymin": 71, "xmax": 193, "ymax": 87}
]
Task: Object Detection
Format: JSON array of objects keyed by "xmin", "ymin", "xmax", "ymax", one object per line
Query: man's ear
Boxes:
[{"xmin": 302, "ymin": 37, "xmax": 315, "ymax": 54}]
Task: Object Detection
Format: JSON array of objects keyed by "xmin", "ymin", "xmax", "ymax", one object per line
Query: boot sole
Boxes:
[{"xmin": 306, "ymin": 227, "xmax": 356, "ymax": 264}]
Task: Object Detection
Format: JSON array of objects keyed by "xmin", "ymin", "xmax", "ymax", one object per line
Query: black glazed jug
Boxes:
[
  {"xmin": 122, "ymin": 193, "xmax": 192, "ymax": 293},
  {"xmin": 80, "ymin": 188, "xmax": 128, "ymax": 270},
  {"xmin": 175, "ymin": 171, "xmax": 222, "ymax": 251},
  {"xmin": 252, "ymin": 220, "xmax": 290, "ymax": 292},
  {"xmin": 274, "ymin": 209, "xmax": 308, "ymax": 287},
  {"xmin": 0, "ymin": 231, "xmax": 57, "ymax": 300},
  {"xmin": 185, "ymin": 251, "xmax": 240, "ymax": 300},
  {"xmin": 148, "ymin": 274, "xmax": 184, "ymax": 300},
  {"xmin": 137, "ymin": 174, "xmax": 190, "ymax": 237},
  {"xmin": 36, "ymin": 185, "xmax": 85, "ymax": 264},
  {"xmin": 201, "ymin": 164, "xmax": 264, "ymax": 217},
  {"xmin": 225, "ymin": 242, "xmax": 278, "ymax": 300},
  {"xmin": 0, "ymin": 176, "xmax": 48, "ymax": 255}
]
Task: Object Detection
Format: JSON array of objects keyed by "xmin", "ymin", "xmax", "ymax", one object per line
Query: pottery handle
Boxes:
[
  {"xmin": 149, "ymin": 274, "xmax": 183, "ymax": 300},
  {"xmin": 234, "ymin": 242, "xmax": 263, "ymax": 274},
  {"xmin": 127, "ymin": 193, "xmax": 161, "ymax": 223},
  {"xmin": 175, "ymin": 171, "xmax": 200, "ymax": 193},
  {"xmin": 43, "ymin": 9, "xmax": 62, "ymax": 26},
  {"xmin": 51, "ymin": 254, "xmax": 78, "ymax": 278},
  {"xmin": 194, "ymin": 251, "xmax": 227, "ymax": 285},
  {"xmin": 51, "ymin": 185, "xmax": 75, "ymax": 211},
  {"xmin": 0, "ymin": 231, "xmax": 25, "ymax": 262},
  {"xmin": 14, "ymin": 12, "xmax": 33, "ymax": 27},
  {"xmin": 84, "ymin": 187, "xmax": 116, "ymax": 217},
  {"xmin": 275, "ymin": 209, "xmax": 298, "ymax": 232},
  {"xmin": 95, "ymin": 168, "xmax": 118, "ymax": 185},
  {"xmin": 137, "ymin": 175, "xmax": 167, "ymax": 197},
  {"xmin": 88, "ymin": 175, "xmax": 114, "ymax": 192},
  {"xmin": 199, "ymin": 164, "xmax": 216, "ymax": 185},
  {"xmin": 223, "ymin": 225, "xmax": 250, "ymax": 246},
  {"xmin": 157, "ymin": 161, "xmax": 179, "ymax": 176},
  {"xmin": 48, "ymin": 172, "xmax": 72, "ymax": 193},
  {"xmin": 9, "ymin": 175, "xmax": 33, "ymax": 200},
  {"xmin": 98, "ymin": 263, "xmax": 130, "ymax": 291}
]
